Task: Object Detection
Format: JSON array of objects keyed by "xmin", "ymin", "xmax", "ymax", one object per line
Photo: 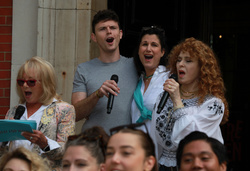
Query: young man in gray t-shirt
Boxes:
[{"xmin": 71, "ymin": 10, "xmax": 138, "ymax": 133}]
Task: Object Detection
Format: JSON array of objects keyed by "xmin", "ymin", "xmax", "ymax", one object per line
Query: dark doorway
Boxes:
[
  {"xmin": 108, "ymin": 0, "xmax": 213, "ymax": 56},
  {"xmin": 108, "ymin": 0, "xmax": 250, "ymax": 170}
]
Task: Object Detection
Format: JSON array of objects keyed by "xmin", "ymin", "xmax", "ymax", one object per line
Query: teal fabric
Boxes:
[{"xmin": 133, "ymin": 79, "xmax": 152, "ymax": 123}]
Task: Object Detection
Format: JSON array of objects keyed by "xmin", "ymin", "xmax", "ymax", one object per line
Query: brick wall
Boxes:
[{"xmin": 0, "ymin": 0, "xmax": 12, "ymax": 119}]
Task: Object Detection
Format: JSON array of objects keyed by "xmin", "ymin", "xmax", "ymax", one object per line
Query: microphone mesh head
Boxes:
[
  {"xmin": 170, "ymin": 74, "xmax": 178, "ymax": 82},
  {"xmin": 111, "ymin": 74, "xmax": 119, "ymax": 83},
  {"xmin": 14, "ymin": 105, "xmax": 25, "ymax": 119}
]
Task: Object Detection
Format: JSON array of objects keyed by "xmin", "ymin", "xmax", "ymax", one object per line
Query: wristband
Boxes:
[{"xmin": 42, "ymin": 144, "xmax": 50, "ymax": 152}]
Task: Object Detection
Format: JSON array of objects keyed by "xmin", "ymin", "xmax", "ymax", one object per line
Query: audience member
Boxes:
[
  {"xmin": 0, "ymin": 147, "xmax": 50, "ymax": 171},
  {"xmin": 176, "ymin": 131, "xmax": 227, "ymax": 171},
  {"xmin": 131, "ymin": 26, "xmax": 169, "ymax": 133},
  {"xmin": 151, "ymin": 37, "xmax": 229, "ymax": 170},
  {"xmin": 105, "ymin": 123, "xmax": 158, "ymax": 171},
  {"xmin": 62, "ymin": 126, "xmax": 109, "ymax": 171},
  {"xmin": 71, "ymin": 9, "xmax": 138, "ymax": 133},
  {"xmin": 1, "ymin": 56, "xmax": 75, "ymax": 170}
]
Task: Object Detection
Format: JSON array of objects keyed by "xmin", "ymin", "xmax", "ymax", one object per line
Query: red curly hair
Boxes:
[{"xmin": 167, "ymin": 37, "xmax": 229, "ymax": 124}]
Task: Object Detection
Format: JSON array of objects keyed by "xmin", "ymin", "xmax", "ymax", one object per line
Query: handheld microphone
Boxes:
[
  {"xmin": 2, "ymin": 105, "xmax": 25, "ymax": 146},
  {"xmin": 14, "ymin": 105, "xmax": 25, "ymax": 119},
  {"xmin": 157, "ymin": 74, "xmax": 178, "ymax": 114},
  {"xmin": 107, "ymin": 74, "xmax": 119, "ymax": 114}
]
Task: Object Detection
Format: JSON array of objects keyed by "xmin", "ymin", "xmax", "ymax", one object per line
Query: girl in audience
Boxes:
[
  {"xmin": 105, "ymin": 123, "xmax": 158, "ymax": 171},
  {"xmin": 62, "ymin": 126, "xmax": 109, "ymax": 171}
]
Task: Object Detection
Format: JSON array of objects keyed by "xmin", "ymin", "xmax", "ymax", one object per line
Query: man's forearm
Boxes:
[{"xmin": 74, "ymin": 91, "xmax": 100, "ymax": 121}]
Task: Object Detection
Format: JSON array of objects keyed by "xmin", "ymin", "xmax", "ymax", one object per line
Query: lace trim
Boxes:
[{"xmin": 158, "ymin": 149, "xmax": 177, "ymax": 167}]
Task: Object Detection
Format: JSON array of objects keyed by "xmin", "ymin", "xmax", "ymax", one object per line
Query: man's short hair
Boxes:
[{"xmin": 92, "ymin": 9, "xmax": 120, "ymax": 34}]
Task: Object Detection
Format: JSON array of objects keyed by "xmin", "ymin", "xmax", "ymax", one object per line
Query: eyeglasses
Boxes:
[
  {"xmin": 68, "ymin": 134, "xmax": 106, "ymax": 156},
  {"xmin": 17, "ymin": 79, "xmax": 38, "ymax": 87},
  {"xmin": 110, "ymin": 122, "xmax": 149, "ymax": 135}
]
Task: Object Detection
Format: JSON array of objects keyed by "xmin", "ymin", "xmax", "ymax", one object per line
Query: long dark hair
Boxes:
[{"xmin": 133, "ymin": 26, "xmax": 168, "ymax": 76}]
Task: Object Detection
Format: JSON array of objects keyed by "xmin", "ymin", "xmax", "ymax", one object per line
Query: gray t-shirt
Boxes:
[{"xmin": 73, "ymin": 56, "xmax": 138, "ymax": 133}]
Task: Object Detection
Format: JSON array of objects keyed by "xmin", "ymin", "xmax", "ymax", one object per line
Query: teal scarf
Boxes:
[{"xmin": 133, "ymin": 79, "xmax": 152, "ymax": 123}]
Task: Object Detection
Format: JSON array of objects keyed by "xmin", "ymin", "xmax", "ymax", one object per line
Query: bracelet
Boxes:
[{"xmin": 95, "ymin": 90, "xmax": 102, "ymax": 98}]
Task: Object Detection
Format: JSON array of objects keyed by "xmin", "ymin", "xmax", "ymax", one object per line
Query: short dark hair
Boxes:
[
  {"xmin": 176, "ymin": 131, "xmax": 228, "ymax": 169},
  {"xmin": 92, "ymin": 9, "xmax": 120, "ymax": 34}
]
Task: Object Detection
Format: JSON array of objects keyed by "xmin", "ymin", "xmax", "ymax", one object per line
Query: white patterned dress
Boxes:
[{"xmin": 150, "ymin": 95, "xmax": 225, "ymax": 167}]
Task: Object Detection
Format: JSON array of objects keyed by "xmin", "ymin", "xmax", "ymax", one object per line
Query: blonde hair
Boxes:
[
  {"xmin": 0, "ymin": 147, "xmax": 51, "ymax": 171},
  {"xmin": 16, "ymin": 56, "xmax": 61, "ymax": 105},
  {"xmin": 168, "ymin": 37, "xmax": 229, "ymax": 124}
]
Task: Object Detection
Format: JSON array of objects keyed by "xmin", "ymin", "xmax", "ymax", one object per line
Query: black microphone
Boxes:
[
  {"xmin": 2, "ymin": 105, "xmax": 25, "ymax": 147},
  {"xmin": 14, "ymin": 105, "xmax": 25, "ymax": 119},
  {"xmin": 107, "ymin": 74, "xmax": 119, "ymax": 114},
  {"xmin": 157, "ymin": 74, "xmax": 178, "ymax": 114}
]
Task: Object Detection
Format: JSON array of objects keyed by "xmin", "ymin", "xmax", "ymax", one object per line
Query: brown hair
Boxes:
[
  {"xmin": 167, "ymin": 37, "xmax": 229, "ymax": 124},
  {"xmin": 64, "ymin": 126, "xmax": 109, "ymax": 165},
  {"xmin": 117, "ymin": 129, "xmax": 158, "ymax": 171}
]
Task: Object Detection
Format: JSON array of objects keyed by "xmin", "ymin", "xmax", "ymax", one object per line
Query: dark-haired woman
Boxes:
[{"xmin": 131, "ymin": 26, "xmax": 169, "ymax": 133}]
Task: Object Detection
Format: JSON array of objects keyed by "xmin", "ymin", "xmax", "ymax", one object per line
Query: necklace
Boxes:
[
  {"xmin": 144, "ymin": 74, "xmax": 153, "ymax": 81},
  {"xmin": 180, "ymin": 87, "xmax": 198, "ymax": 99}
]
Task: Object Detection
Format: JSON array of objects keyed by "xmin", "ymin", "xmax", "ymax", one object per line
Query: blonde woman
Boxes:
[
  {"xmin": 1, "ymin": 56, "xmax": 75, "ymax": 170},
  {"xmin": 0, "ymin": 147, "xmax": 50, "ymax": 171}
]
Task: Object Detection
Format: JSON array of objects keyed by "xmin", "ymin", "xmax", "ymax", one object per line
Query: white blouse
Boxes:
[
  {"xmin": 9, "ymin": 99, "xmax": 60, "ymax": 154},
  {"xmin": 150, "ymin": 95, "xmax": 225, "ymax": 167},
  {"xmin": 131, "ymin": 65, "xmax": 169, "ymax": 133}
]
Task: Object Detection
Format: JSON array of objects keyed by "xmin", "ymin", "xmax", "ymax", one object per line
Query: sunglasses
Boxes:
[
  {"xmin": 110, "ymin": 122, "xmax": 149, "ymax": 135},
  {"xmin": 17, "ymin": 79, "xmax": 37, "ymax": 87},
  {"xmin": 142, "ymin": 25, "xmax": 165, "ymax": 32},
  {"xmin": 68, "ymin": 134, "xmax": 106, "ymax": 156}
]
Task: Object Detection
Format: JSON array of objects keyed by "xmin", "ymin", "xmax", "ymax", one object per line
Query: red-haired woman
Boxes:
[{"xmin": 151, "ymin": 37, "xmax": 229, "ymax": 171}]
